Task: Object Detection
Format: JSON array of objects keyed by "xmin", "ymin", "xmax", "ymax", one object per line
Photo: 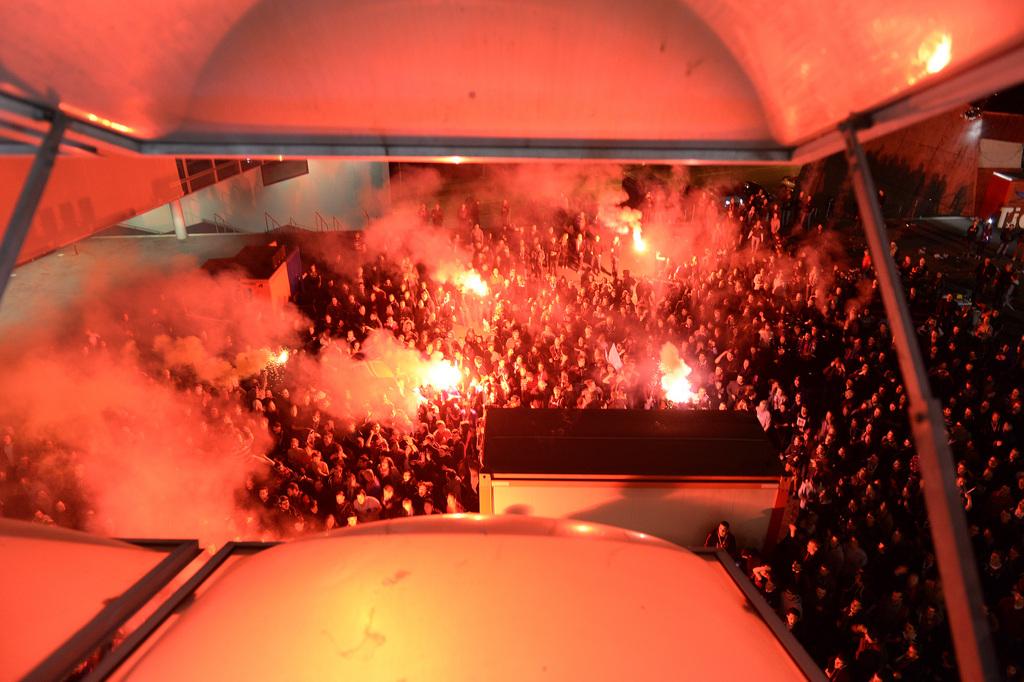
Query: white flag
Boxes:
[{"xmin": 607, "ymin": 343, "xmax": 623, "ymax": 370}]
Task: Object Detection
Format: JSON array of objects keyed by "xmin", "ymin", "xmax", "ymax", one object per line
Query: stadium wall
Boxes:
[
  {"xmin": 800, "ymin": 110, "xmax": 1024, "ymax": 219},
  {"xmin": 0, "ymin": 156, "xmax": 182, "ymax": 264},
  {"xmin": 126, "ymin": 160, "xmax": 390, "ymax": 233}
]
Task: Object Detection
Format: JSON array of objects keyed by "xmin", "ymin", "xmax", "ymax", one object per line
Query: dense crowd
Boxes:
[{"xmin": 2, "ymin": 176, "xmax": 1023, "ymax": 680}]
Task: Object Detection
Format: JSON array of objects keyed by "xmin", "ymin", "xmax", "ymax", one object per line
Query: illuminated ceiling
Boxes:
[{"xmin": 0, "ymin": 0, "xmax": 1022, "ymax": 162}]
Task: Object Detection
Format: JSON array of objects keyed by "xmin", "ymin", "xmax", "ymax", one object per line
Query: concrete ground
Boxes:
[
  {"xmin": 891, "ymin": 217, "xmax": 1021, "ymax": 296},
  {"xmin": 0, "ymin": 232, "xmax": 266, "ymax": 334}
]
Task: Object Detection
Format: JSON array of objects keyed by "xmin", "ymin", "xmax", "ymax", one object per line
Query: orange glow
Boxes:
[
  {"xmin": 924, "ymin": 33, "xmax": 953, "ymax": 74},
  {"xmin": 659, "ymin": 343, "xmax": 695, "ymax": 404},
  {"xmin": 421, "ymin": 357, "xmax": 461, "ymax": 391},
  {"xmin": 453, "ymin": 269, "xmax": 489, "ymax": 296},
  {"xmin": 262, "ymin": 348, "xmax": 290, "ymax": 367},
  {"xmin": 661, "ymin": 368, "xmax": 694, "ymax": 404},
  {"xmin": 61, "ymin": 104, "xmax": 134, "ymax": 134},
  {"xmin": 632, "ymin": 225, "xmax": 648, "ymax": 253},
  {"xmin": 122, "ymin": 516, "xmax": 810, "ymax": 680},
  {"xmin": 444, "ymin": 156, "xmax": 466, "ymax": 165}
]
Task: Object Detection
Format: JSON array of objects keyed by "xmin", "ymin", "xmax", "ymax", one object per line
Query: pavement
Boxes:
[
  {"xmin": 0, "ymin": 232, "xmax": 265, "ymax": 335},
  {"xmin": 890, "ymin": 217, "xmax": 1021, "ymax": 301}
]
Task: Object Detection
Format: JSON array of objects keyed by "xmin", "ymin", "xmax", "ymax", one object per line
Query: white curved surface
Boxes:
[
  {"xmin": 123, "ymin": 515, "xmax": 804, "ymax": 681},
  {"xmin": 0, "ymin": 520, "xmax": 162, "ymax": 682},
  {"xmin": 0, "ymin": 1, "xmax": 1021, "ymax": 149}
]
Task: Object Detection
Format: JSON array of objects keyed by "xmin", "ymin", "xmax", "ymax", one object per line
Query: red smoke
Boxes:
[{"xmin": 0, "ymin": 163, "xmax": 858, "ymax": 546}]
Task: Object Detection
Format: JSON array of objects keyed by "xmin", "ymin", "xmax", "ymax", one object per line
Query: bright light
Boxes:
[
  {"xmin": 454, "ymin": 269, "xmax": 489, "ymax": 296},
  {"xmin": 994, "ymin": 172, "xmax": 1015, "ymax": 181},
  {"xmin": 659, "ymin": 343, "xmax": 695, "ymax": 404},
  {"xmin": 632, "ymin": 226, "xmax": 648, "ymax": 253},
  {"xmin": 422, "ymin": 358, "xmax": 461, "ymax": 391},
  {"xmin": 444, "ymin": 156, "xmax": 465, "ymax": 165},
  {"xmin": 267, "ymin": 348, "xmax": 289, "ymax": 366},
  {"xmin": 661, "ymin": 371, "xmax": 694, "ymax": 403},
  {"xmin": 63, "ymin": 105, "xmax": 135, "ymax": 134},
  {"xmin": 923, "ymin": 33, "xmax": 952, "ymax": 75}
]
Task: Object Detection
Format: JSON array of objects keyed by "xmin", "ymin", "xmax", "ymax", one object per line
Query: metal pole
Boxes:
[
  {"xmin": 171, "ymin": 199, "xmax": 188, "ymax": 240},
  {"xmin": 0, "ymin": 112, "xmax": 66, "ymax": 307},
  {"xmin": 840, "ymin": 120, "xmax": 998, "ymax": 682}
]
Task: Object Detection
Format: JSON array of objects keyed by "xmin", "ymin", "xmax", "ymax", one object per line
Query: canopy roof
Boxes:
[
  {"xmin": 120, "ymin": 515, "xmax": 813, "ymax": 680},
  {"xmin": 1, "ymin": 0, "xmax": 1022, "ymax": 162},
  {"xmin": 0, "ymin": 520, "xmax": 163, "ymax": 682}
]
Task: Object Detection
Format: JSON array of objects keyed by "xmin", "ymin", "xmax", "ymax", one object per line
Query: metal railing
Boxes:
[
  {"xmin": 314, "ymin": 211, "xmax": 329, "ymax": 232},
  {"xmin": 314, "ymin": 211, "xmax": 347, "ymax": 231},
  {"xmin": 211, "ymin": 213, "xmax": 232, "ymax": 233},
  {"xmin": 264, "ymin": 211, "xmax": 283, "ymax": 233}
]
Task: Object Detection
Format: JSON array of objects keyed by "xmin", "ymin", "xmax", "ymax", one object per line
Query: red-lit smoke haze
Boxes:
[{"xmin": 0, "ymin": 163, "xmax": 859, "ymax": 545}]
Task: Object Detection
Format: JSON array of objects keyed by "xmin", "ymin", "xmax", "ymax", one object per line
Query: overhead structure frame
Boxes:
[{"xmin": 0, "ymin": 21, "xmax": 1021, "ymax": 682}]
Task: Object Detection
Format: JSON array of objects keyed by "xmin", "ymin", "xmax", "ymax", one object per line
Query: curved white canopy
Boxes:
[
  {"xmin": 0, "ymin": 520, "xmax": 162, "ymax": 682},
  {"xmin": 121, "ymin": 515, "xmax": 811, "ymax": 680},
  {"xmin": 0, "ymin": 0, "xmax": 1022, "ymax": 161}
]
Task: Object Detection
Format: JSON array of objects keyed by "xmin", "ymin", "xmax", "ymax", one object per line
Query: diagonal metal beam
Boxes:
[
  {"xmin": 22, "ymin": 538, "xmax": 200, "ymax": 682},
  {"xmin": 84, "ymin": 541, "xmax": 278, "ymax": 681},
  {"xmin": 841, "ymin": 119, "xmax": 998, "ymax": 682},
  {"xmin": 0, "ymin": 111, "xmax": 67, "ymax": 307},
  {"xmin": 795, "ymin": 39, "xmax": 1024, "ymax": 165}
]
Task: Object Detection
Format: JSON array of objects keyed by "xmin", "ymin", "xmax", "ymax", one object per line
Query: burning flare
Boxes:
[
  {"xmin": 659, "ymin": 343, "xmax": 695, "ymax": 404},
  {"xmin": 632, "ymin": 225, "xmax": 648, "ymax": 254},
  {"xmin": 420, "ymin": 356, "xmax": 462, "ymax": 392},
  {"xmin": 923, "ymin": 33, "xmax": 952, "ymax": 75},
  {"xmin": 454, "ymin": 269, "xmax": 489, "ymax": 296},
  {"xmin": 608, "ymin": 206, "xmax": 647, "ymax": 254},
  {"xmin": 270, "ymin": 348, "xmax": 289, "ymax": 365}
]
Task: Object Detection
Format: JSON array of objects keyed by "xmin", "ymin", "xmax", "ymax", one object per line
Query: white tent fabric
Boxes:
[
  {"xmin": 0, "ymin": 519, "xmax": 162, "ymax": 682},
  {"xmin": 122, "ymin": 515, "xmax": 807, "ymax": 680},
  {"xmin": 0, "ymin": 1, "xmax": 1022, "ymax": 160}
]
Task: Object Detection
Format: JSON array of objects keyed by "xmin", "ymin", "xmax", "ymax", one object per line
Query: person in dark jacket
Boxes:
[{"xmin": 704, "ymin": 520, "xmax": 738, "ymax": 557}]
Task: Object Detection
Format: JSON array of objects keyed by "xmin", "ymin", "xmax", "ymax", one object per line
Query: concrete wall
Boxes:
[
  {"xmin": 1, "ymin": 156, "xmax": 183, "ymax": 264},
  {"xmin": 123, "ymin": 203, "xmax": 178, "ymax": 234},
  {"xmin": 486, "ymin": 478, "xmax": 782, "ymax": 550},
  {"xmin": 799, "ymin": 110, "xmax": 1024, "ymax": 219},
  {"xmin": 863, "ymin": 110, "xmax": 982, "ymax": 217},
  {"xmin": 126, "ymin": 160, "xmax": 390, "ymax": 233}
]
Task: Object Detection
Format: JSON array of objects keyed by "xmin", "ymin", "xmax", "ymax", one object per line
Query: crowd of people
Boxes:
[{"xmin": 2, "ymin": 173, "xmax": 1024, "ymax": 679}]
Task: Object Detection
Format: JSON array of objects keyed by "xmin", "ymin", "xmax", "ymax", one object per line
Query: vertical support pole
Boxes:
[
  {"xmin": 0, "ymin": 112, "xmax": 67, "ymax": 307},
  {"xmin": 479, "ymin": 472, "xmax": 494, "ymax": 514},
  {"xmin": 171, "ymin": 199, "xmax": 188, "ymax": 240},
  {"xmin": 841, "ymin": 120, "xmax": 998, "ymax": 682}
]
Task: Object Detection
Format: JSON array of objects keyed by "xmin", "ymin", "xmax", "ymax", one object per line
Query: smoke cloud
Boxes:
[
  {"xmin": 291, "ymin": 329, "xmax": 460, "ymax": 431},
  {"xmin": 0, "ymin": 263, "xmax": 302, "ymax": 545},
  {"xmin": 0, "ymin": 162, "xmax": 861, "ymax": 545}
]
